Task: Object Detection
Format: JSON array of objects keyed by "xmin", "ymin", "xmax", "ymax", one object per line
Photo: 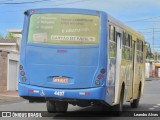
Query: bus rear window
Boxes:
[{"xmin": 28, "ymin": 14, "xmax": 100, "ymax": 45}]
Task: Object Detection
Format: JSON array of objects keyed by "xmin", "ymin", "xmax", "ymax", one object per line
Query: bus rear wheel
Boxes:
[
  {"xmin": 130, "ymin": 85, "xmax": 141, "ymax": 108},
  {"xmin": 46, "ymin": 101, "xmax": 68, "ymax": 113},
  {"xmin": 117, "ymin": 88, "xmax": 124, "ymax": 111},
  {"xmin": 46, "ymin": 100, "xmax": 56, "ymax": 113},
  {"xmin": 130, "ymin": 98, "xmax": 139, "ymax": 108},
  {"xmin": 112, "ymin": 87, "xmax": 124, "ymax": 116},
  {"xmin": 55, "ymin": 101, "xmax": 68, "ymax": 112}
]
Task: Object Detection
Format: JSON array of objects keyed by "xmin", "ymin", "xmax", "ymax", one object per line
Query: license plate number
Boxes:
[{"xmin": 53, "ymin": 77, "xmax": 68, "ymax": 83}]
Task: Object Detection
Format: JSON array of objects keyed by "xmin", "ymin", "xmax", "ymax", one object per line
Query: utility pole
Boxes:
[{"xmin": 153, "ymin": 27, "xmax": 155, "ymax": 61}]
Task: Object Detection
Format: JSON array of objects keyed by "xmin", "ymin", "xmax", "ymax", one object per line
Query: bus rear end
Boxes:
[{"xmin": 18, "ymin": 8, "xmax": 108, "ymax": 112}]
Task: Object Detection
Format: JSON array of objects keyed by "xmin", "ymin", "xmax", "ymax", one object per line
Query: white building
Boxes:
[{"xmin": 0, "ymin": 29, "xmax": 22, "ymax": 92}]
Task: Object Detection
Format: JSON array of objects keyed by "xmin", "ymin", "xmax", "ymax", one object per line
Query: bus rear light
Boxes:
[
  {"xmin": 85, "ymin": 92, "xmax": 90, "ymax": 95},
  {"xmin": 57, "ymin": 50, "xmax": 67, "ymax": 53},
  {"xmin": 19, "ymin": 65, "xmax": 23, "ymax": 70},
  {"xmin": 97, "ymin": 74, "xmax": 103, "ymax": 79},
  {"xmin": 95, "ymin": 80, "xmax": 100, "ymax": 85},
  {"xmin": 32, "ymin": 10, "xmax": 36, "ymax": 13},
  {"xmin": 22, "ymin": 77, "xmax": 27, "ymax": 82},
  {"xmin": 28, "ymin": 90, "xmax": 34, "ymax": 93},
  {"xmin": 20, "ymin": 71, "xmax": 25, "ymax": 76},
  {"xmin": 100, "ymin": 69, "xmax": 105, "ymax": 74}
]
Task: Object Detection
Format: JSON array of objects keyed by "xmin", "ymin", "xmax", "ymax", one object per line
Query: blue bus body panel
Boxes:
[
  {"xmin": 19, "ymin": 8, "xmax": 112, "ymax": 103},
  {"xmin": 26, "ymin": 45, "xmax": 99, "ymax": 88},
  {"xmin": 19, "ymin": 83, "xmax": 106, "ymax": 100}
]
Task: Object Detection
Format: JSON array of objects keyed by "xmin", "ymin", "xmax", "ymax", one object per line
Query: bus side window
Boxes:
[
  {"xmin": 136, "ymin": 39, "xmax": 144, "ymax": 63},
  {"xmin": 124, "ymin": 33, "xmax": 131, "ymax": 60},
  {"xmin": 109, "ymin": 25, "xmax": 115, "ymax": 41},
  {"xmin": 126, "ymin": 33, "xmax": 130, "ymax": 47},
  {"xmin": 129, "ymin": 34, "xmax": 132, "ymax": 60},
  {"xmin": 109, "ymin": 25, "xmax": 116, "ymax": 57},
  {"xmin": 136, "ymin": 39, "xmax": 139, "ymax": 63},
  {"xmin": 122, "ymin": 32, "xmax": 126, "ymax": 59},
  {"xmin": 123, "ymin": 32, "xmax": 126, "ymax": 45},
  {"xmin": 130, "ymin": 35, "xmax": 132, "ymax": 48},
  {"xmin": 141, "ymin": 41, "xmax": 144, "ymax": 63}
]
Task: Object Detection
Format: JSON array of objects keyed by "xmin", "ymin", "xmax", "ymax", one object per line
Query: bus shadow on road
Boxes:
[{"xmin": 44, "ymin": 104, "xmax": 145, "ymax": 118}]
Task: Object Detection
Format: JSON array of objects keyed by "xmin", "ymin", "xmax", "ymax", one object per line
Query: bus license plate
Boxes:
[{"xmin": 53, "ymin": 77, "xmax": 68, "ymax": 83}]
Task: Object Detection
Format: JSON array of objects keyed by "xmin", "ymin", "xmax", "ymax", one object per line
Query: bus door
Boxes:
[
  {"xmin": 114, "ymin": 30, "xmax": 122, "ymax": 103},
  {"xmin": 107, "ymin": 25, "xmax": 122, "ymax": 104}
]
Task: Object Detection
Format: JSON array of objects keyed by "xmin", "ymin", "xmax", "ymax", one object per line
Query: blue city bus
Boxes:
[{"xmin": 19, "ymin": 8, "xmax": 146, "ymax": 112}]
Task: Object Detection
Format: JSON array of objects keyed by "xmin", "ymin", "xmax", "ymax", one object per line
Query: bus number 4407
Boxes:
[{"xmin": 54, "ymin": 91, "xmax": 64, "ymax": 96}]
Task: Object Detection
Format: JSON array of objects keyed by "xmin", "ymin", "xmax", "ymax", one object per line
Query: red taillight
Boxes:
[
  {"xmin": 31, "ymin": 10, "xmax": 36, "ymax": 13},
  {"xmin": 28, "ymin": 90, "xmax": 34, "ymax": 93},
  {"xmin": 57, "ymin": 50, "xmax": 67, "ymax": 53},
  {"xmin": 98, "ymin": 74, "xmax": 103, "ymax": 79},
  {"xmin": 85, "ymin": 92, "xmax": 90, "ymax": 95},
  {"xmin": 20, "ymin": 71, "xmax": 25, "ymax": 76},
  {"xmin": 19, "ymin": 65, "xmax": 23, "ymax": 70}
]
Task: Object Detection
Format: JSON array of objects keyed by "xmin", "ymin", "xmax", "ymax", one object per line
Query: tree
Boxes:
[{"xmin": 5, "ymin": 32, "xmax": 14, "ymax": 39}]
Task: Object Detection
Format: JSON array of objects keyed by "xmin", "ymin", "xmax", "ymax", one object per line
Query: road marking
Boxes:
[
  {"xmin": 157, "ymin": 104, "xmax": 160, "ymax": 106},
  {"xmin": 149, "ymin": 108, "xmax": 155, "ymax": 110}
]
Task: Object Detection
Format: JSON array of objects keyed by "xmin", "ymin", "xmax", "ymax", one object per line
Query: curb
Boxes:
[
  {"xmin": 145, "ymin": 78, "xmax": 160, "ymax": 81},
  {"xmin": 0, "ymin": 94, "xmax": 19, "ymax": 98}
]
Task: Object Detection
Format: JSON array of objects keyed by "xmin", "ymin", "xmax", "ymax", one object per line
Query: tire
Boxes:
[
  {"xmin": 130, "ymin": 99, "xmax": 139, "ymax": 108},
  {"xmin": 112, "ymin": 87, "xmax": 124, "ymax": 116},
  {"xmin": 46, "ymin": 100, "xmax": 56, "ymax": 113},
  {"xmin": 55, "ymin": 101, "xmax": 68, "ymax": 112},
  {"xmin": 116, "ymin": 87, "xmax": 124, "ymax": 111},
  {"xmin": 130, "ymin": 85, "xmax": 141, "ymax": 108}
]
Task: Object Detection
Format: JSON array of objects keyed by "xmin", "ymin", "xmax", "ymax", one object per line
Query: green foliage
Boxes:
[{"xmin": 5, "ymin": 32, "xmax": 14, "ymax": 39}]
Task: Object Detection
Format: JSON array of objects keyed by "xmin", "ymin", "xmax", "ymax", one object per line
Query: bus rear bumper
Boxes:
[{"xmin": 18, "ymin": 83, "xmax": 106, "ymax": 101}]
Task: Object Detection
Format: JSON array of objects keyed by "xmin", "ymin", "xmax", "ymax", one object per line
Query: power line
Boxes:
[
  {"xmin": 0, "ymin": 0, "xmax": 13, "ymax": 2},
  {"xmin": 141, "ymin": 31, "xmax": 160, "ymax": 34},
  {"xmin": 0, "ymin": 0, "xmax": 88, "ymax": 5},
  {"xmin": 136, "ymin": 28, "xmax": 160, "ymax": 30},
  {"xmin": 127, "ymin": 21, "xmax": 160, "ymax": 23},
  {"xmin": 141, "ymin": 32, "xmax": 160, "ymax": 34},
  {"xmin": 0, "ymin": 0, "xmax": 51, "ymax": 4},
  {"xmin": 126, "ymin": 16, "xmax": 160, "ymax": 22},
  {"xmin": 53, "ymin": 0, "xmax": 89, "ymax": 7},
  {"xmin": 0, "ymin": 0, "xmax": 89, "ymax": 13}
]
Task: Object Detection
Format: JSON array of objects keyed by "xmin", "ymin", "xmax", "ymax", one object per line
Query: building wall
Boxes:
[
  {"xmin": 0, "ymin": 45, "xmax": 17, "ymax": 51},
  {"xmin": 8, "ymin": 29, "xmax": 22, "ymax": 39},
  {"xmin": 145, "ymin": 63, "xmax": 150, "ymax": 78},
  {"xmin": 0, "ymin": 51, "xmax": 8, "ymax": 92},
  {"xmin": 7, "ymin": 51, "xmax": 20, "ymax": 91}
]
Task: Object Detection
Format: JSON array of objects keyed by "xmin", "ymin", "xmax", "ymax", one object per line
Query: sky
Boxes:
[{"xmin": 0, "ymin": 0, "xmax": 160, "ymax": 50}]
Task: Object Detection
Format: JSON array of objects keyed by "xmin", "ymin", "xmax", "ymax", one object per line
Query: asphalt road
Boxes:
[{"xmin": 0, "ymin": 79, "xmax": 160, "ymax": 119}]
